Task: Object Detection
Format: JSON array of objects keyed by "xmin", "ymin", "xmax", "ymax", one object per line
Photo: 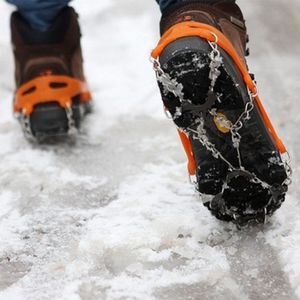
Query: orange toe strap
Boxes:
[
  {"xmin": 151, "ymin": 21, "xmax": 256, "ymax": 93},
  {"xmin": 152, "ymin": 21, "xmax": 287, "ymax": 175},
  {"xmin": 14, "ymin": 75, "xmax": 92, "ymax": 117}
]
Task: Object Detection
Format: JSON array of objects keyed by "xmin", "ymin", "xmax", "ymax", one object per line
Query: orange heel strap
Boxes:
[{"xmin": 14, "ymin": 75, "xmax": 92, "ymax": 117}]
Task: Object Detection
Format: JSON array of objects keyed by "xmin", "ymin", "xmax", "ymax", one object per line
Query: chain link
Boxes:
[{"xmin": 152, "ymin": 59, "xmax": 185, "ymax": 103}]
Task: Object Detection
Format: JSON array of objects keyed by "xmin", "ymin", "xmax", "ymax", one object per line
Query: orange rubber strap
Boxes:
[
  {"xmin": 152, "ymin": 22, "xmax": 287, "ymax": 174},
  {"xmin": 14, "ymin": 75, "xmax": 92, "ymax": 117},
  {"xmin": 178, "ymin": 130, "xmax": 196, "ymax": 175}
]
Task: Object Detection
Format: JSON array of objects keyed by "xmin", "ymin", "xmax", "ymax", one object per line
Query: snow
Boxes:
[{"xmin": 0, "ymin": 0, "xmax": 300, "ymax": 299}]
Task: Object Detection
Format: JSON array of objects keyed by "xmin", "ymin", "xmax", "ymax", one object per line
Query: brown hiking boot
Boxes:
[
  {"xmin": 11, "ymin": 7, "xmax": 92, "ymax": 141},
  {"xmin": 151, "ymin": 0, "xmax": 290, "ymax": 225}
]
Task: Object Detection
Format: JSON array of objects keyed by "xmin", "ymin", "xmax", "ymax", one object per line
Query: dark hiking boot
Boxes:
[
  {"xmin": 151, "ymin": 0, "xmax": 291, "ymax": 225},
  {"xmin": 11, "ymin": 7, "xmax": 92, "ymax": 142}
]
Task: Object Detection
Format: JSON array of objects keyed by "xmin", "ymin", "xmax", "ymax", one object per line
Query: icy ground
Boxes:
[{"xmin": 0, "ymin": 0, "xmax": 300, "ymax": 299}]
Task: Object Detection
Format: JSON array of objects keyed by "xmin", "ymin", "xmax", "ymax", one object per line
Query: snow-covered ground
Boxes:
[{"xmin": 0, "ymin": 0, "xmax": 300, "ymax": 299}]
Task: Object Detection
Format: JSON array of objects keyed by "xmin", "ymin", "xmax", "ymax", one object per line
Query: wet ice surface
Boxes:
[{"xmin": 0, "ymin": 0, "xmax": 300, "ymax": 299}]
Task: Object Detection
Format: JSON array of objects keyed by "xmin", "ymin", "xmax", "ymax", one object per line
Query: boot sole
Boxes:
[
  {"xmin": 28, "ymin": 98, "xmax": 92, "ymax": 142},
  {"xmin": 158, "ymin": 37, "xmax": 288, "ymax": 224}
]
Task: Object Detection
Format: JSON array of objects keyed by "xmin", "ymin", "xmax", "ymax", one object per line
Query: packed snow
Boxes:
[{"xmin": 0, "ymin": 0, "xmax": 300, "ymax": 299}]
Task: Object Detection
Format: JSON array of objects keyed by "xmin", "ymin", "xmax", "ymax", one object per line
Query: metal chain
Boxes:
[
  {"xmin": 65, "ymin": 106, "xmax": 77, "ymax": 136},
  {"xmin": 208, "ymin": 33, "xmax": 222, "ymax": 92},
  {"xmin": 188, "ymin": 120, "xmax": 236, "ymax": 170},
  {"xmin": 152, "ymin": 59, "xmax": 185, "ymax": 103},
  {"xmin": 152, "ymin": 57, "xmax": 186, "ymax": 120},
  {"xmin": 18, "ymin": 113, "xmax": 35, "ymax": 141},
  {"xmin": 283, "ymin": 152, "xmax": 293, "ymax": 186}
]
